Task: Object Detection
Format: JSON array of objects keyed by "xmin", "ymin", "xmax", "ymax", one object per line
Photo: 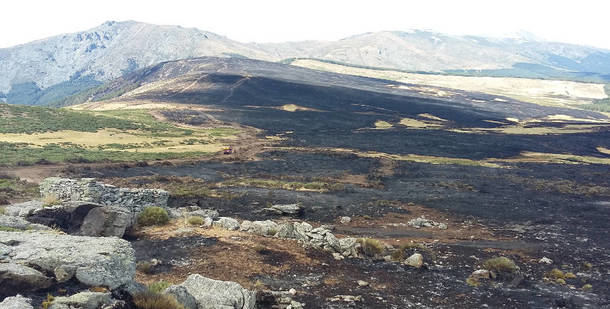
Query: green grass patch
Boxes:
[
  {"xmin": 148, "ymin": 280, "xmax": 172, "ymax": 293},
  {"xmin": 0, "ymin": 103, "xmax": 138, "ymax": 134},
  {"xmin": 0, "ymin": 142, "xmax": 210, "ymax": 166},
  {"xmin": 221, "ymin": 177, "xmax": 344, "ymax": 192},
  {"xmin": 137, "ymin": 207, "xmax": 170, "ymax": 226}
]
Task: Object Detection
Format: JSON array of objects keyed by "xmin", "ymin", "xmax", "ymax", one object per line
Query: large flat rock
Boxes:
[{"xmin": 0, "ymin": 231, "xmax": 135, "ymax": 290}]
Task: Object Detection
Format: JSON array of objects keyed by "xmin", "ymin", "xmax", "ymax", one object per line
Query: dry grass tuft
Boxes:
[
  {"xmin": 133, "ymin": 292, "xmax": 185, "ymax": 309},
  {"xmin": 483, "ymin": 257, "xmax": 518, "ymax": 274},
  {"xmin": 42, "ymin": 194, "xmax": 61, "ymax": 207},
  {"xmin": 358, "ymin": 238, "xmax": 385, "ymax": 257}
]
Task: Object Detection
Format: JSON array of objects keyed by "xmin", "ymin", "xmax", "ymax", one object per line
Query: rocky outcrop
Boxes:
[
  {"xmin": 0, "ymin": 263, "xmax": 53, "ymax": 297},
  {"xmin": 79, "ymin": 206, "xmax": 131, "ymax": 237},
  {"xmin": 213, "ymin": 217, "xmax": 240, "ymax": 231},
  {"xmin": 25, "ymin": 202, "xmax": 131, "ymax": 237},
  {"xmin": 213, "ymin": 218, "xmax": 360, "ymax": 258},
  {"xmin": 40, "ymin": 177, "xmax": 169, "ymax": 217},
  {"xmin": 3, "ymin": 201, "xmax": 43, "ymax": 217},
  {"xmin": 165, "ymin": 274, "xmax": 256, "ymax": 309},
  {"xmin": 0, "ymin": 215, "xmax": 50, "ymax": 231},
  {"xmin": 0, "ymin": 231, "xmax": 135, "ymax": 291},
  {"xmin": 0, "ymin": 295, "xmax": 33, "ymax": 309}
]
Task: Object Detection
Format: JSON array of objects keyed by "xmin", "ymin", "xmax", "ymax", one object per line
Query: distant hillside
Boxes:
[
  {"xmin": 3, "ymin": 22, "xmax": 610, "ymax": 105},
  {"xmin": 257, "ymin": 31, "xmax": 610, "ymax": 82},
  {"xmin": 0, "ymin": 21, "xmax": 272, "ymax": 105}
]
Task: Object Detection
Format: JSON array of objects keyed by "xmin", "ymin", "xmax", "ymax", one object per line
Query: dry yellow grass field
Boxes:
[{"xmin": 292, "ymin": 59, "xmax": 608, "ymax": 108}]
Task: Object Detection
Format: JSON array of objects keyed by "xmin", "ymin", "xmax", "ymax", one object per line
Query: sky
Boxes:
[{"xmin": 1, "ymin": 0, "xmax": 609, "ymax": 49}]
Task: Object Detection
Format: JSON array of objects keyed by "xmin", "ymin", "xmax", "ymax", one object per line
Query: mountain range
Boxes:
[{"xmin": 2, "ymin": 20, "xmax": 610, "ymax": 106}]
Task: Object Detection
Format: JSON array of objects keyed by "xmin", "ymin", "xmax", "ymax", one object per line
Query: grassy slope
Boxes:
[
  {"xmin": 0, "ymin": 104, "xmax": 236, "ymax": 166},
  {"xmin": 291, "ymin": 59, "xmax": 608, "ymax": 110}
]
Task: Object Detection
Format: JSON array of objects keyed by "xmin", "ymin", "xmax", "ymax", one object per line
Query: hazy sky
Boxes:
[{"xmin": 1, "ymin": 0, "xmax": 608, "ymax": 49}]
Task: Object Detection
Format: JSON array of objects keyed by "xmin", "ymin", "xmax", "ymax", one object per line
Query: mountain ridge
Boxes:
[{"xmin": 2, "ymin": 20, "xmax": 610, "ymax": 105}]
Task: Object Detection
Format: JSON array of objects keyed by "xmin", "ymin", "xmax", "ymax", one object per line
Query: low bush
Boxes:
[
  {"xmin": 187, "ymin": 216, "xmax": 205, "ymax": 226},
  {"xmin": 390, "ymin": 242, "xmax": 424, "ymax": 261},
  {"xmin": 133, "ymin": 291, "xmax": 185, "ymax": 309},
  {"xmin": 42, "ymin": 195, "xmax": 61, "ymax": 207},
  {"xmin": 358, "ymin": 238, "xmax": 384, "ymax": 257},
  {"xmin": 483, "ymin": 257, "xmax": 518, "ymax": 275},
  {"xmin": 136, "ymin": 261, "xmax": 154, "ymax": 274},
  {"xmin": 148, "ymin": 280, "xmax": 172, "ymax": 293},
  {"xmin": 138, "ymin": 207, "xmax": 169, "ymax": 226}
]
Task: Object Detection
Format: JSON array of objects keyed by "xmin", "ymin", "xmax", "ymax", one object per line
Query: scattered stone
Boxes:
[
  {"xmin": 339, "ymin": 216, "xmax": 351, "ymax": 224},
  {"xmin": 0, "ymin": 231, "xmax": 135, "ymax": 289},
  {"xmin": 404, "ymin": 253, "xmax": 424, "ymax": 268},
  {"xmin": 470, "ymin": 269, "xmax": 491, "ymax": 280},
  {"xmin": 357, "ymin": 280, "xmax": 369, "ymax": 287},
  {"xmin": 240, "ymin": 220, "xmax": 279, "ymax": 236},
  {"xmin": 328, "ymin": 295, "xmax": 363, "ymax": 302},
  {"xmin": 332, "ymin": 252, "xmax": 344, "ymax": 260},
  {"xmin": 275, "ymin": 223, "xmax": 296, "ymax": 238},
  {"xmin": 48, "ymin": 292, "xmax": 113, "ymax": 309},
  {"xmin": 287, "ymin": 300, "xmax": 305, "ymax": 309},
  {"xmin": 169, "ymin": 274, "xmax": 256, "ymax": 309},
  {"xmin": 0, "ymin": 295, "xmax": 33, "ymax": 309},
  {"xmin": 263, "ymin": 203, "xmax": 303, "ymax": 216},
  {"xmin": 213, "ymin": 217, "xmax": 240, "ymax": 230},
  {"xmin": 408, "ymin": 216, "xmax": 448, "ymax": 229},
  {"xmin": 288, "ymin": 288, "xmax": 297, "ymax": 296},
  {"xmin": 0, "ymin": 263, "xmax": 53, "ymax": 296},
  {"xmin": 539, "ymin": 257, "xmax": 553, "ymax": 264}
]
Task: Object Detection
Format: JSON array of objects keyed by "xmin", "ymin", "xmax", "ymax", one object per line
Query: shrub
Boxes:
[
  {"xmin": 42, "ymin": 194, "xmax": 61, "ymax": 207},
  {"xmin": 391, "ymin": 242, "xmax": 424, "ymax": 261},
  {"xmin": 0, "ymin": 207, "xmax": 5, "ymax": 215},
  {"xmin": 138, "ymin": 207, "xmax": 169, "ymax": 226},
  {"xmin": 133, "ymin": 291, "xmax": 185, "ymax": 309},
  {"xmin": 136, "ymin": 261, "xmax": 154, "ymax": 274},
  {"xmin": 546, "ymin": 268, "xmax": 565, "ymax": 280},
  {"xmin": 483, "ymin": 257, "xmax": 518, "ymax": 275},
  {"xmin": 565, "ymin": 272, "xmax": 576, "ymax": 279},
  {"xmin": 187, "ymin": 216, "xmax": 205, "ymax": 226},
  {"xmin": 358, "ymin": 238, "xmax": 384, "ymax": 257},
  {"xmin": 582, "ymin": 284, "xmax": 593, "ymax": 291},
  {"xmin": 148, "ymin": 280, "xmax": 172, "ymax": 293}
]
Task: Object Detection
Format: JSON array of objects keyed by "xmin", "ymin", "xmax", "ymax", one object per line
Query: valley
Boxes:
[{"xmin": 1, "ymin": 57, "xmax": 609, "ymax": 308}]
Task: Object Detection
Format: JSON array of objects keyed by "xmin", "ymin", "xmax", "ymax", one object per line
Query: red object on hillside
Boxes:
[{"xmin": 223, "ymin": 147, "xmax": 233, "ymax": 154}]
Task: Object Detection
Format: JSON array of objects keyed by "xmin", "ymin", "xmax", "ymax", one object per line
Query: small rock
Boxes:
[
  {"xmin": 357, "ymin": 280, "xmax": 369, "ymax": 287},
  {"xmin": 404, "ymin": 253, "xmax": 424, "ymax": 268},
  {"xmin": 339, "ymin": 216, "xmax": 351, "ymax": 224},
  {"xmin": 332, "ymin": 253, "xmax": 344, "ymax": 260},
  {"xmin": 213, "ymin": 217, "xmax": 240, "ymax": 230},
  {"xmin": 263, "ymin": 204, "xmax": 303, "ymax": 216},
  {"xmin": 0, "ymin": 295, "xmax": 33, "ymax": 309},
  {"xmin": 539, "ymin": 257, "xmax": 553, "ymax": 264},
  {"xmin": 288, "ymin": 288, "xmax": 297, "ymax": 295},
  {"xmin": 48, "ymin": 292, "xmax": 112, "ymax": 309},
  {"xmin": 470, "ymin": 269, "xmax": 491, "ymax": 280}
]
